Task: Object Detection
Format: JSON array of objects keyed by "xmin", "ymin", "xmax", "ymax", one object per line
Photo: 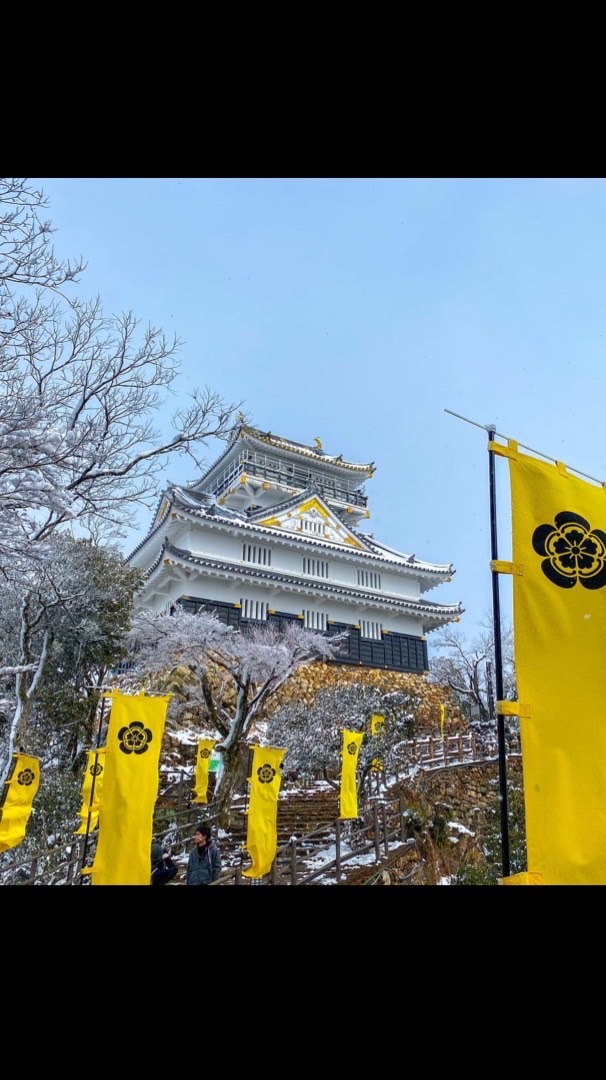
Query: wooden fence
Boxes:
[
  {"xmin": 211, "ymin": 791, "xmax": 416, "ymax": 886},
  {"xmin": 0, "ymin": 732, "xmax": 514, "ymax": 886}
]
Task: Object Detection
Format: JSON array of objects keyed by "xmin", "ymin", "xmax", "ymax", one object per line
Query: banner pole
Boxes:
[
  {"xmin": 78, "ymin": 694, "xmax": 107, "ymax": 884},
  {"xmin": 487, "ymin": 426, "xmax": 511, "ymax": 878}
]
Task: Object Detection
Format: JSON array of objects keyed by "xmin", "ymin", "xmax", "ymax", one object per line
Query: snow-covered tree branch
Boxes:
[
  {"xmin": 267, "ymin": 681, "xmax": 423, "ymax": 791},
  {"xmin": 429, "ymin": 619, "xmax": 515, "ymax": 724},
  {"xmin": 0, "ymin": 177, "xmax": 242, "ymax": 776},
  {"xmin": 125, "ymin": 607, "xmax": 348, "ymax": 823},
  {"xmin": 0, "ymin": 536, "xmax": 143, "ymax": 782}
]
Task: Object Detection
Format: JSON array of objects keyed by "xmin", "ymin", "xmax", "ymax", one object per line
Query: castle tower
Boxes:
[{"xmin": 128, "ymin": 423, "xmax": 462, "ymax": 673}]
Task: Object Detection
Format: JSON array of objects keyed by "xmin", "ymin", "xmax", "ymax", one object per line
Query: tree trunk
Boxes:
[{"xmin": 215, "ymin": 742, "xmax": 251, "ymax": 829}]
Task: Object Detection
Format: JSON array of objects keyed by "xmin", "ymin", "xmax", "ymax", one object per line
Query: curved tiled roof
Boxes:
[
  {"xmin": 128, "ymin": 486, "xmax": 454, "ymax": 589},
  {"xmin": 356, "ymin": 534, "xmax": 454, "ymax": 574},
  {"xmin": 193, "ymin": 423, "xmax": 375, "ymax": 490},
  {"xmin": 148, "ymin": 541, "xmax": 463, "ymax": 627},
  {"xmin": 239, "ymin": 425, "xmax": 375, "ymax": 473}
]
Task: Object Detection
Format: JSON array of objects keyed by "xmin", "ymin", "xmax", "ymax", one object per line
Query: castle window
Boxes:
[
  {"xmin": 302, "ymin": 519, "xmax": 325, "ymax": 535},
  {"xmin": 357, "ymin": 569, "xmax": 381, "ymax": 590},
  {"xmin": 303, "ymin": 610, "xmax": 327, "ymax": 631},
  {"xmin": 241, "ymin": 598, "xmax": 268, "ymax": 621},
  {"xmin": 302, "ymin": 557, "xmax": 329, "ymax": 578},
  {"xmin": 242, "ymin": 543, "xmax": 271, "ymax": 566},
  {"xmin": 360, "ymin": 620, "xmax": 382, "ymax": 640}
]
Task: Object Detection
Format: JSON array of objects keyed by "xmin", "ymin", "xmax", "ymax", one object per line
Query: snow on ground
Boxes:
[
  {"xmin": 299, "ymin": 840, "xmax": 399, "ymax": 884},
  {"xmin": 448, "ymin": 821, "xmax": 474, "ymax": 835}
]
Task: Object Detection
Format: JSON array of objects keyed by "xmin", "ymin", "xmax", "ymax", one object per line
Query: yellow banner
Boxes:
[
  {"xmin": 0, "ymin": 754, "xmax": 41, "ymax": 853},
  {"xmin": 370, "ymin": 713, "xmax": 384, "ymax": 771},
  {"xmin": 243, "ymin": 745, "xmax": 286, "ymax": 879},
  {"xmin": 500, "ymin": 872, "xmax": 543, "ymax": 885},
  {"xmin": 339, "ymin": 730, "xmax": 364, "ymax": 819},
  {"xmin": 440, "ymin": 704, "xmax": 446, "ymax": 735},
  {"xmin": 510, "ymin": 450, "xmax": 606, "ymax": 883},
  {"xmin": 89, "ymin": 692, "xmax": 171, "ymax": 885},
  {"xmin": 192, "ymin": 739, "xmax": 217, "ymax": 804},
  {"xmin": 75, "ymin": 748, "xmax": 106, "ymax": 834},
  {"xmin": 370, "ymin": 714, "xmax": 385, "ymax": 734}
]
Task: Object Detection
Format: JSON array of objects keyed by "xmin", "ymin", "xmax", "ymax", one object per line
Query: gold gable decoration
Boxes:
[
  {"xmin": 297, "ymin": 497, "xmax": 329, "ymax": 519},
  {"xmin": 256, "ymin": 497, "xmax": 365, "ymax": 548}
]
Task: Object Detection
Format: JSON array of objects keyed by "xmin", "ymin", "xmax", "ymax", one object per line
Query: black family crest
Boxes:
[
  {"xmin": 257, "ymin": 763, "xmax": 276, "ymax": 784},
  {"xmin": 532, "ymin": 511, "xmax": 606, "ymax": 590},
  {"xmin": 347, "ymin": 741, "xmax": 358, "ymax": 755},
  {"xmin": 117, "ymin": 720, "xmax": 153, "ymax": 754}
]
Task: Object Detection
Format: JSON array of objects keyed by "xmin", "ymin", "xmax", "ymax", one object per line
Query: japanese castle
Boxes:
[{"xmin": 128, "ymin": 423, "xmax": 462, "ymax": 674}]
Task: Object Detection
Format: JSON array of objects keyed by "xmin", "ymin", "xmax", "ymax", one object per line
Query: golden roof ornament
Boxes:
[{"xmin": 314, "ymin": 436, "xmax": 323, "ymax": 451}]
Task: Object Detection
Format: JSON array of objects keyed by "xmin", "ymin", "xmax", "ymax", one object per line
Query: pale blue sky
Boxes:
[{"xmin": 31, "ymin": 177, "xmax": 606, "ymax": 648}]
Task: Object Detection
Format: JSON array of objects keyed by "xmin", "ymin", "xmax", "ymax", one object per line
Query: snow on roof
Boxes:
[
  {"xmin": 128, "ymin": 486, "xmax": 457, "ymax": 591},
  {"xmin": 357, "ymin": 534, "xmax": 454, "ymax": 574},
  {"xmin": 150, "ymin": 540, "xmax": 462, "ymax": 622},
  {"xmin": 239, "ymin": 425, "xmax": 375, "ymax": 473}
]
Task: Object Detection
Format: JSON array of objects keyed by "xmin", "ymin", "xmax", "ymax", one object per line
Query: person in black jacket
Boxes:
[
  {"xmin": 186, "ymin": 822, "xmax": 222, "ymax": 885},
  {"xmin": 151, "ymin": 840, "xmax": 178, "ymax": 885}
]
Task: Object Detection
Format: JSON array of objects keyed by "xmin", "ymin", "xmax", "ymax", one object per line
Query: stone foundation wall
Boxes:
[
  {"xmin": 265, "ymin": 661, "xmax": 467, "ymax": 739},
  {"xmin": 401, "ymin": 756, "xmax": 523, "ymax": 829}
]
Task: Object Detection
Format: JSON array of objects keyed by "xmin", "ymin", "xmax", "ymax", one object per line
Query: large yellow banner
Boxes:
[
  {"xmin": 75, "ymin": 748, "xmax": 106, "ymax": 835},
  {"xmin": 243, "ymin": 745, "xmax": 286, "ymax": 879},
  {"xmin": 339, "ymin": 730, "xmax": 364, "ymax": 819},
  {"xmin": 500, "ymin": 872, "xmax": 543, "ymax": 885},
  {"xmin": 89, "ymin": 692, "xmax": 171, "ymax": 885},
  {"xmin": 508, "ymin": 447, "xmax": 606, "ymax": 884},
  {"xmin": 192, "ymin": 739, "xmax": 217, "ymax": 804},
  {"xmin": 0, "ymin": 754, "xmax": 41, "ymax": 853}
]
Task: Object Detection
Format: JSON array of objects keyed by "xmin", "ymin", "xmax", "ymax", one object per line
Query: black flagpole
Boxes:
[
  {"xmin": 487, "ymin": 425, "xmax": 510, "ymax": 878},
  {"xmin": 79, "ymin": 694, "xmax": 107, "ymax": 884}
]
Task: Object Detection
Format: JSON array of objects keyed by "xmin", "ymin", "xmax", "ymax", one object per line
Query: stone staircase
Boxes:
[
  {"xmin": 276, "ymin": 785, "xmax": 339, "ymax": 847},
  {"xmin": 218, "ymin": 784, "xmax": 340, "ymax": 867},
  {"xmin": 165, "ymin": 781, "xmax": 410, "ymax": 885}
]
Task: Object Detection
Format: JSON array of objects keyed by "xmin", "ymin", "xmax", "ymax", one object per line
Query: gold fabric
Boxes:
[
  {"xmin": 0, "ymin": 754, "xmax": 41, "ymax": 853},
  {"xmin": 243, "ymin": 746, "xmax": 286, "ymax": 879},
  {"xmin": 89, "ymin": 692, "xmax": 170, "ymax": 885}
]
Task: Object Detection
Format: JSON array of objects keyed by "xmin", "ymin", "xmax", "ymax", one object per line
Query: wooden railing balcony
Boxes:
[{"xmin": 205, "ymin": 453, "xmax": 368, "ymax": 508}]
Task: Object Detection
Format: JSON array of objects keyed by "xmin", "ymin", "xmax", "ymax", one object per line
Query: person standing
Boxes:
[{"xmin": 186, "ymin": 822, "xmax": 222, "ymax": 885}]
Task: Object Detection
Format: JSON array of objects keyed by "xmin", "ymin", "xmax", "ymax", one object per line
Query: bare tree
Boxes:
[
  {"xmin": 0, "ymin": 178, "xmax": 241, "ymax": 777},
  {"xmin": 429, "ymin": 619, "xmax": 515, "ymax": 725},
  {"xmin": 126, "ymin": 608, "xmax": 347, "ymax": 824}
]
